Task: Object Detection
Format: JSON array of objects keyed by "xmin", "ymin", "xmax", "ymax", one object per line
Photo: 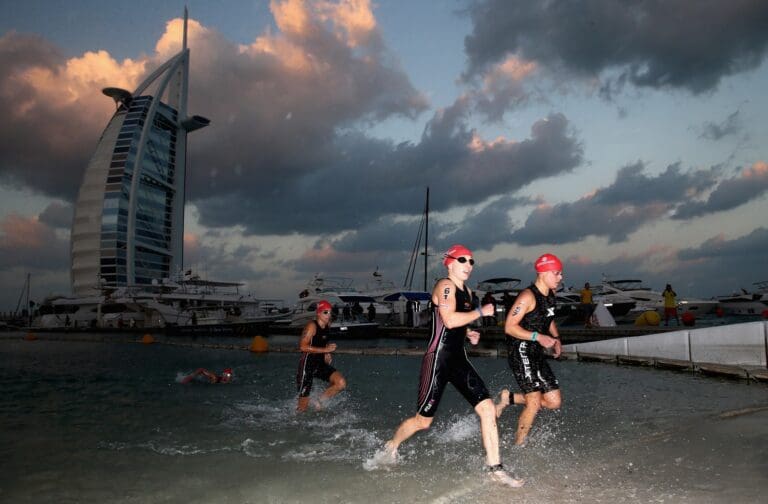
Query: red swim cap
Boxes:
[
  {"xmin": 316, "ymin": 300, "xmax": 332, "ymax": 313},
  {"xmin": 534, "ymin": 253, "xmax": 563, "ymax": 272},
  {"xmin": 443, "ymin": 244, "xmax": 473, "ymax": 266},
  {"xmin": 222, "ymin": 368, "xmax": 233, "ymax": 376}
]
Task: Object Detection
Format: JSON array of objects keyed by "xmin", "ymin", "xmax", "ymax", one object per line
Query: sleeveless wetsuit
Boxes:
[
  {"xmin": 296, "ymin": 321, "xmax": 337, "ymax": 397},
  {"xmin": 416, "ymin": 280, "xmax": 491, "ymax": 417},
  {"xmin": 507, "ymin": 283, "xmax": 560, "ymax": 394}
]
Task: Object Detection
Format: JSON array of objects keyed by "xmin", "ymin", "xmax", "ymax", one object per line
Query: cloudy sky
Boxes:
[{"xmin": 1, "ymin": 0, "xmax": 767, "ymax": 310}]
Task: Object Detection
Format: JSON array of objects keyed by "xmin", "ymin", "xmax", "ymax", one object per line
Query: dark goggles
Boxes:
[{"xmin": 447, "ymin": 255, "xmax": 475, "ymax": 265}]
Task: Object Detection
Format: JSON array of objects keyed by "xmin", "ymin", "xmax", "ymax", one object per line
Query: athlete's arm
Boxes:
[
  {"xmin": 503, "ymin": 290, "xmax": 535, "ymax": 340},
  {"xmin": 200, "ymin": 368, "xmax": 218, "ymax": 383},
  {"xmin": 548, "ymin": 319, "xmax": 562, "ymax": 358},
  {"xmin": 433, "ymin": 280, "xmax": 488, "ymax": 329},
  {"xmin": 504, "ymin": 290, "xmax": 557, "ymax": 348},
  {"xmin": 181, "ymin": 368, "xmax": 204, "ymax": 384},
  {"xmin": 299, "ymin": 323, "xmax": 337, "ymax": 354}
]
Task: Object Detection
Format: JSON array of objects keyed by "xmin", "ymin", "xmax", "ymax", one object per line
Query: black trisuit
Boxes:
[
  {"xmin": 416, "ymin": 280, "xmax": 491, "ymax": 417},
  {"xmin": 507, "ymin": 283, "xmax": 560, "ymax": 394},
  {"xmin": 296, "ymin": 321, "xmax": 337, "ymax": 397}
]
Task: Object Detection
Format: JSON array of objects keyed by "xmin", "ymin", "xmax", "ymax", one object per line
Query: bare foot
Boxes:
[
  {"xmin": 362, "ymin": 442, "xmax": 398, "ymax": 471},
  {"xmin": 488, "ymin": 464, "xmax": 524, "ymax": 488},
  {"xmin": 383, "ymin": 441, "xmax": 398, "ymax": 462}
]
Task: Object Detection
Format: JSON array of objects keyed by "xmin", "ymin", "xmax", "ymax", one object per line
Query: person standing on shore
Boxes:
[
  {"xmin": 580, "ymin": 282, "xmax": 594, "ymax": 327},
  {"xmin": 296, "ymin": 300, "xmax": 347, "ymax": 412},
  {"xmin": 662, "ymin": 284, "xmax": 679, "ymax": 326},
  {"xmin": 379, "ymin": 244, "xmax": 523, "ymax": 487},
  {"xmin": 499, "ymin": 253, "xmax": 563, "ymax": 446}
]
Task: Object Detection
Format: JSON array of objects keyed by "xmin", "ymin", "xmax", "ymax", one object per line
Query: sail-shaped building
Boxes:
[{"xmin": 70, "ymin": 10, "xmax": 209, "ymax": 295}]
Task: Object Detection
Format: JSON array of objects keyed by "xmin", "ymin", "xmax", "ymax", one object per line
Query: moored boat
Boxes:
[{"xmin": 716, "ymin": 281, "xmax": 768, "ymax": 316}]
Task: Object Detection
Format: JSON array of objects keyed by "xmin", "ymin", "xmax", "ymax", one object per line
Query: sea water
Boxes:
[{"xmin": 1, "ymin": 333, "xmax": 767, "ymax": 503}]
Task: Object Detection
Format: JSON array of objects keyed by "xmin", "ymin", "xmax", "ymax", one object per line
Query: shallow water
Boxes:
[{"xmin": 1, "ymin": 335, "xmax": 767, "ymax": 503}]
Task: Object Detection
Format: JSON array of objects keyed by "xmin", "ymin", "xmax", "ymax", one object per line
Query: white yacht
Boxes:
[
  {"xmin": 716, "ymin": 281, "xmax": 768, "ymax": 316},
  {"xmin": 557, "ymin": 285, "xmax": 637, "ymax": 318},
  {"xmin": 33, "ymin": 274, "xmax": 287, "ymax": 332},
  {"xmin": 599, "ymin": 277, "xmax": 719, "ymax": 315},
  {"xmin": 362, "ymin": 273, "xmax": 431, "ymax": 327},
  {"xmin": 283, "ymin": 276, "xmax": 383, "ymax": 336}
]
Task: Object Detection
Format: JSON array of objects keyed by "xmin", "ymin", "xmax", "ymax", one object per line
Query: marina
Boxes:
[{"xmin": 1, "ymin": 4, "xmax": 767, "ymax": 503}]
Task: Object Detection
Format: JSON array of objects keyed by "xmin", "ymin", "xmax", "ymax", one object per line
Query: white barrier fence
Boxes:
[{"xmin": 563, "ymin": 321, "xmax": 768, "ymax": 368}]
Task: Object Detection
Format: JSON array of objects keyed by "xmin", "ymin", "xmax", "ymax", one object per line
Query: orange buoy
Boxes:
[
  {"xmin": 24, "ymin": 332, "xmax": 37, "ymax": 341},
  {"xmin": 141, "ymin": 333, "xmax": 155, "ymax": 344},
  {"xmin": 681, "ymin": 311, "xmax": 695, "ymax": 327},
  {"xmin": 250, "ymin": 335, "xmax": 269, "ymax": 353}
]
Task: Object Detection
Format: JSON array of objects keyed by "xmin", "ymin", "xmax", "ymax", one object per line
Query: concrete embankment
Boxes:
[{"xmin": 562, "ymin": 321, "xmax": 768, "ymax": 383}]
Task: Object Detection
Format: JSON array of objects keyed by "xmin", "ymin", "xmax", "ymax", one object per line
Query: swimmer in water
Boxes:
[
  {"xmin": 181, "ymin": 367, "xmax": 233, "ymax": 384},
  {"xmin": 380, "ymin": 244, "xmax": 523, "ymax": 488}
]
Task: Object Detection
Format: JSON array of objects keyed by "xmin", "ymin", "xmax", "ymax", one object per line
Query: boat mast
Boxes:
[
  {"xmin": 403, "ymin": 187, "xmax": 429, "ymax": 290},
  {"xmin": 424, "ymin": 187, "xmax": 429, "ymax": 292}
]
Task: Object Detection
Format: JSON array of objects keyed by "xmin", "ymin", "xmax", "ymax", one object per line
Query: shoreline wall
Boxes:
[{"xmin": 563, "ymin": 321, "xmax": 767, "ymax": 368}]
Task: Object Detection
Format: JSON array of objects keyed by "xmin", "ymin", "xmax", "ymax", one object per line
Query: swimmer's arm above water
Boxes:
[{"xmin": 181, "ymin": 368, "xmax": 216, "ymax": 384}]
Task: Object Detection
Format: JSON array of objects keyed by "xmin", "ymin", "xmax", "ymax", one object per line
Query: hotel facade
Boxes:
[{"xmin": 70, "ymin": 11, "xmax": 209, "ymax": 295}]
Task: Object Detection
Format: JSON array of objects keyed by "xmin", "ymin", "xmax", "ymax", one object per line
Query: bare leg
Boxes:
[
  {"xmin": 515, "ymin": 391, "xmax": 542, "ymax": 445},
  {"xmin": 317, "ymin": 371, "xmax": 347, "ymax": 408},
  {"xmin": 297, "ymin": 396, "xmax": 311, "ymax": 412},
  {"xmin": 385, "ymin": 414, "xmax": 433, "ymax": 458},
  {"xmin": 495, "ymin": 389, "xmax": 510, "ymax": 418},
  {"xmin": 495, "ymin": 389, "xmax": 526, "ymax": 418},
  {"xmin": 476, "ymin": 398, "xmax": 501, "ymax": 466},
  {"xmin": 477, "ymin": 398, "xmax": 524, "ymax": 487},
  {"xmin": 541, "ymin": 389, "xmax": 562, "ymax": 410}
]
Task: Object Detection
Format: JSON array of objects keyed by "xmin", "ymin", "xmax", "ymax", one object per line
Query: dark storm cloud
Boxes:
[
  {"xmin": 674, "ymin": 227, "xmax": 768, "ymax": 295},
  {"xmin": 0, "ymin": 5, "xmax": 428, "ymax": 203},
  {"xmin": 0, "ymin": 6, "xmax": 584, "ymax": 241},
  {"xmin": 0, "ymin": 214, "xmax": 69, "ymax": 271},
  {"xmin": 196, "ymin": 109, "xmax": 583, "ymax": 235},
  {"xmin": 679, "ymin": 227, "xmax": 768, "ymax": 263},
  {"xmin": 440, "ymin": 195, "xmax": 534, "ymax": 251},
  {"xmin": 330, "ymin": 219, "xmax": 428, "ymax": 254},
  {"xmin": 699, "ymin": 110, "xmax": 743, "ymax": 141},
  {"xmin": 464, "ymin": 0, "xmax": 768, "ymax": 94},
  {"xmin": 313, "ymin": 195, "xmax": 530, "ymax": 275},
  {"xmin": 0, "ymin": 32, "xmax": 112, "ymax": 199},
  {"xmin": 476, "ymin": 228, "xmax": 768, "ymax": 298},
  {"xmin": 510, "ymin": 162, "xmax": 721, "ymax": 245},
  {"xmin": 38, "ymin": 201, "xmax": 73, "ymax": 229},
  {"xmin": 673, "ymin": 162, "xmax": 768, "ymax": 219}
]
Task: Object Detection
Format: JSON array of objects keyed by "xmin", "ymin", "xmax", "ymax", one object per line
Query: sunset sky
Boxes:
[{"xmin": 1, "ymin": 0, "xmax": 767, "ymax": 310}]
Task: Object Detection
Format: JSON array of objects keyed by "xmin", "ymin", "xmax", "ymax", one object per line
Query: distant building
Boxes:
[{"xmin": 70, "ymin": 10, "xmax": 209, "ymax": 295}]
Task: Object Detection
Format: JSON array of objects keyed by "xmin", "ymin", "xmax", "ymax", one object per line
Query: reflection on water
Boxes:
[{"xmin": 1, "ymin": 335, "xmax": 767, "ymax": 503}]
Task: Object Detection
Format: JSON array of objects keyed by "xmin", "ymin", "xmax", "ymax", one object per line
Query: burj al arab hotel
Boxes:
[{"xmin": 70, "ymin": 10, "xmax": 209, "ymax": 295}]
